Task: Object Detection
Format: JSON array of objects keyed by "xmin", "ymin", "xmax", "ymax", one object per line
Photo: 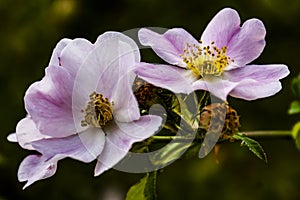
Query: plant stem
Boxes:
[
  {"xmin": 241, "ymin": 130, "xmax": 292, "ymax": 139},
  {"xmin": 151, "ymin": 135, "xmax": 195, "ymax": 142},
  {"xmin": 151, "ymin": 130, "xmax": 292, "ymax": 143}
]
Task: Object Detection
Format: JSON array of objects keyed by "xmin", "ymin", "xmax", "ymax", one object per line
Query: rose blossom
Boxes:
[
  {"xmin": 8, "ymin": 32, "xmax": 162, "ymax": 189},
  {"xmin": 134, "ymin": 8, "xmax": 289, "ymax": 101}
]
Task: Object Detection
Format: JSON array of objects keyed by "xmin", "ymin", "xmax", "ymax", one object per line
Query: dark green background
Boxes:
[{"xmin": 1, "ymin": 0, "xmax": 299, "ymax": 199}]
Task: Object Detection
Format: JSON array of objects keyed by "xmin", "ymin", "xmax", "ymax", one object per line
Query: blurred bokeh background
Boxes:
[{"xmin": 1, "ymin": 0, "xmax": 300, "ymax": 199}]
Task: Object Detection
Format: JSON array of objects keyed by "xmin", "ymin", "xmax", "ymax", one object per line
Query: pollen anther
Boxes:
[
  {"xmin": 181, "ymin": 42, "xmax": 233, "ymax": 78},
  {"xmin": 81, "ymin": 92, "xmax": 113, "ymax": 128}
]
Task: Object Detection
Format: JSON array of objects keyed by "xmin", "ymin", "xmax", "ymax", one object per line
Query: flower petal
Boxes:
[
  {"xmin": 111, "ymin": 72, "xmax": 140, "ymax": 122},
  {"xmin": 18, "ymin": 128, "xmax": 105, "ymax": 189},
  {"xmin": 225, "ymin": 64, "xmax": 289, "ymax": 100},
  {"xmin": 139, "ymin": 28, "xmax": 198, "ymax": 67},
  {"xmin": 95, "ymin": 31, "xmax": 141, "ymax": 67},
  {"xmin": 49, "ymin": 38, "xmax": 72, "ymax": 67},
  {"xmin": 25, "ymin": 66, "xmax": 79, "ymax": 137},
  {"xmin": 72, "ymin": 32, "xmax": 139, "ymax": 106},
  {"xmin": 18, "ymin": 155, "xmax": 58, "ymax": 189},
  {"xmin": 31, "ymin": 128, "xmax": 105, "ymax": 163},
  {"xmin": 229, "ymin": 80, "xmax": 282, "ymax": 100},
  {"xmin": 201, "ymin": 8, "xmax": 241, "ymax": 47},
  {"xmin": 58, "ymin": 38, "xmax": 94, "ymax": 77},
  {"xmin": 7, "ymin": 133, "xmax": 17, "ymax": 142},
  {"xmin": 224, "ymin": 64, "xmax": 289, "ymax": 82},
  {"xmin": 94, "ymin": 115, "xmax": 162, "ymax": 176},
  {"xmin": 72, "ymin": 33, "xmax": 141, "ymax": 128},
  {"xmin": 227, "ymin": 19, "xmax": 266, "ymax": 68},
  {"xmin": 14, "ymin": 117, "xmax": 48, "ymax": 150},
  {"xmin": 192, "ymin": 77, "xmax": 240, "ymax": 101},
  {"xmin": 134, "ymin": 62, "xmax": 195, "ymax": 94},
  {"xmin": 49, "ymin": 38, "xmax": 72, "ymax": 66},
  {"xmin": 109, "ymin": 33, "xmax": 141, "ymax": 122}
]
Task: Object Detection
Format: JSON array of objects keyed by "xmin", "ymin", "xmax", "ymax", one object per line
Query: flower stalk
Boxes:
[
  {"xmin": 150, "ymin": 130, "xmax": 292, "ymax": 144},
  {"xmin": 241, "ymin": 131, "xmax": 292, "ymax": 139}
]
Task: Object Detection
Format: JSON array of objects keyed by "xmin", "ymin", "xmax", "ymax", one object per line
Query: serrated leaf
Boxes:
[
  {"xmin": 291, "ymin": 122, "xmax": 300, "ymax": 150},
  {"xmin": 288, "ymin": 101, "xmax": 300, "ymax": 115},
  {"xmin": 233, "ymin": 133, "xmax": 267, "ymax": 163},
  {"xmin": 126, "ymin": 172, "xmax": 157, "ymax": 200}
]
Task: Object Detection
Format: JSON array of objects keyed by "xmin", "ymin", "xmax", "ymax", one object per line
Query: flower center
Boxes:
[
  {"xmin": 181, "ymin": 41, "xmax": 234, "ymax": 78},
  {"xmin": 81, "ymin": 92, "xmax": 113, "ymax": 128}
]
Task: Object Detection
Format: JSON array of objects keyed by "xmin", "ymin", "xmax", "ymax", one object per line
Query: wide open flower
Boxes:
[
  {"xmin": 134, "ymin": 8, "xmax": 289, "ymax": 101},
  {"xmin": 8, "ymin": 32, "xmax": 162, "ymax": 189}
]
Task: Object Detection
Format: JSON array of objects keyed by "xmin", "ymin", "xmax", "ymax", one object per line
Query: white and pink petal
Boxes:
[
  {"xmin": 31, "ymin": 128, "xmax": 105, "ymax": 163},
  {"xmin": 224, "ymin": 64, "xmax": 289, "ymax": 82},
  {"xmin": 12, "ymin": 117, "xmax": 49, "ymax": 150},
  {"xmin": 58, "ymin": 38, "xmax": 94, "ymax": 77},
  {"xmin": 134, "ymin": 62, "xmax": 195, "ymax": 94},
  {"xmin": 111, "ymin": 73, "xmax": 140, "ymax": 122},
  {"xmin": 49, "ymin": 38, "xmax": 72, "ymax": 67},
  {"xmin": 94, "ymin": 115, "xmax": 162, "ymax": 175},
  {"xmin": 201, "ymin": 8, "xmax": 241, "ymax": 48},
  {"xmin": 18, "ymin": 155, "xmax": 58, "ymax": 189},
  {"xmin": 25, "ymin": 66, "xmax": 78, "ymax": 137},
  {"xmin": 229, "ymin": 80, "xmax": 283, "ymax": 100},
  {"xmin": 72, "ymin": 32, "xmax": 140, "ymax": 109},
  {"xmin": 224, "ymin": 64, "xmax": 289, "ymax": 100},
  {"xmin": 226, "ymin": 19, "xmax": 266, "ymax": 68},
  {"xmin": 192, "ymin": 77, "xmax": 240, "ymax": 101},
  {"xmin": 138, "ymin": 28, "xmax": 198, "ymax": 67}
]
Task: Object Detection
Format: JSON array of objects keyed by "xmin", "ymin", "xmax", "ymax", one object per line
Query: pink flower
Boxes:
[
  {"xmin": 134, "ymin": 8, "xmax": 289, "ymax": 101},
  {"xmin": 8, "ymin": 32, "xmax": 162, "ymax": 189}
]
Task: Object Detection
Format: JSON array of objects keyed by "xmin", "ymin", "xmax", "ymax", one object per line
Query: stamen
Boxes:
[
  {"xmin": 181, "ymin": 41, "xmax": 234, "ymax": 78},
  {"xmin": 81, "ymin": 92, "xmax": 113, "ymax": 128}
]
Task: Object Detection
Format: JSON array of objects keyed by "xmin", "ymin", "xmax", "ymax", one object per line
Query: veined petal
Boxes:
[
  {"xmin": 59, "ymin": 38, "xmax": 94, "ymax": 77},
  {"xmin": 49, "ymin": 38, "xmax": 72, "ymax": 67},
  {"xmin": 227, "ymin": 19, "xmax": 266, "ymax": 68},
  {"xmin": 134, "ymin": 62, "xmax": 194, "ymax": 94},
  {"xmin": 224, "ymin": 64, "xmax": 289, "ymax": 82},
  {"xmin": 72, "ymin": 32, "xmax": 140, "ymax": 111},
  {"xmin": 94, "ymin": 115, "xmax": 162, "ymax": 176},
  {"xmin": 7, "ymin": 133, "xmax": 17, "ymax": 142},
  {"xmin": 31, "ymin": 128, "xmax": 105, "ymax": 163},
  {"xmin": 95, "ymin": 31, "xmax": 141, "ymax": 71},
  {"xmin": 225, "ymin": 64, "xmax": 289, "ymax": 100},
  {"xmin": 14, "ymin": 117, "xmax": 48, "ymax": 150},
  {"xmin": 192, "ymin": 77, "xmax": 240, "ymax": 101},
  {"xmin": 111, "ymin": 72, "xmax": 140, "ymax": 122},
  {"xmin": 139, "ymin": 28, "xmax": 198, "ymax": 67},
  {"xmin": 18, "ymin": 155, "xmax": 58, "ymax": 189},
  {"xmin": 193, "ymin": 64, "xmax": 289, "ymax": 101},
  {"xmin": 229, "ymin": 80, "xmax": 282, "ymax": 100},
  {"xmin": 110, "ymin": 33, "xmax": 141, "ymax": 121},
  {"xmin": 25, "ymin": 66, "xmax": 78, "ymax": 137},
  {"xmin": 201, "ymin": 8, "xmax": 241, "ymax": 48}
]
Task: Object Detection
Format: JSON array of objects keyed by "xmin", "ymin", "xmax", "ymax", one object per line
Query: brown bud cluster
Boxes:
[
  {"xmin": 133, "ymin": 79, "xmax": 160, "ymax": 110},
  {"xmin": 133, "ymin": 78, "xmax": 175, "ymax": 111},
  {"xmin": 199, "ymin": 103, "xmax": 240, "ymax": 141}
]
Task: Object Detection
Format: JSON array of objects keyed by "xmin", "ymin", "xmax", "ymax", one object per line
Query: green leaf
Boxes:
[
  {"xmin": 150, "ymin": 142, "xmax": 192, "ymax": 167},
  {"xmin": 291, "ymin": 122, "xmax": 300, "ymax": 150},
  {"xmin": 292, "ymin": 74, "xmax": 300, "ymax": 100},
  {"xmin": 233, "ymin": 133, "xmax": 267, "ymax": 163},
  {"xmin": 126, "ymin": 172, "xmax": 157, "ymax": 200},
  {"xmin": 288, "ymin": 101, "xmax": 300, "ymax": 115}
]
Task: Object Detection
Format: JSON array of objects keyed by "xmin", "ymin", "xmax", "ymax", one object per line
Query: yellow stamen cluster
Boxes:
[
  {"xmin": 81, "ymin": 92, "xmax": 113, "ymax": 128},
  {"xmin": 181, "ymin": 41, "xmax": 233, "ymax": 78}
]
